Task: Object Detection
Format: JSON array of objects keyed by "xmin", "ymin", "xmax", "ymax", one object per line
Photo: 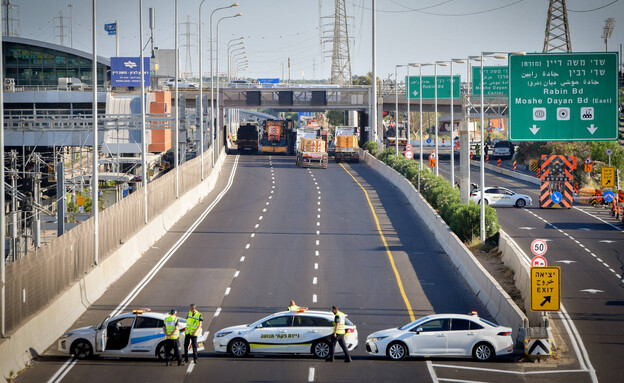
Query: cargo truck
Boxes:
[
  {"xmin": 333, "ymin": 126, "xmax": 359, "ymax": 163},
  {"xmin": 237, "ymin": 122, "xmax": 260, "ymax": 152},
  {"xmin": 261, "ymin": 119, "xmax": 294, "ymax": 154},
  {"xmin": 296, "ymin": 138, "xmax": 328, "ymax": 169},
  {"xmin": 383, "ymin": 124, "xmax": 407, "ymax": 152}
]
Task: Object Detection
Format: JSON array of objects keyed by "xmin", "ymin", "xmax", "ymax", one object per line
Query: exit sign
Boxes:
[{"xmin": 509, "ymin": 52, "xmax": 619, "ymax": 141}]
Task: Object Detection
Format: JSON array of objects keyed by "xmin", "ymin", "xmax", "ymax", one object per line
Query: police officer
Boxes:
[
  {"xmin": 163, "ymin": 309, "xmax": 182, "ymax": 366},
  {"xmin": 287, "ymin": 300, "xmax": 308, "ymax": 311},
  {"xmin": 183, "ymin": 304, "xmax": 203, "ymax": 365},
  {"xmin": 326, "ymin": 305, "xmax": 352, "ymax": 363}
]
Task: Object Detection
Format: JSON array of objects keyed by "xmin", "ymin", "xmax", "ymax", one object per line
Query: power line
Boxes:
[
  {"xmin": 346, "ymin": 0, "xmax": 525, "ymax": 16},
  {"xmin": 568, "ymin": 0, "xmax": 619, "ymax": 12}
]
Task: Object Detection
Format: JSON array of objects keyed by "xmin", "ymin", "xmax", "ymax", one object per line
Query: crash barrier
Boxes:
[
  {"xmin": 360, "ymin": 149, "xmax": 528, "ymax": 346},
  {"xmin": 0, "ymin": 146, "xmax": 227, "ymax": 380}
]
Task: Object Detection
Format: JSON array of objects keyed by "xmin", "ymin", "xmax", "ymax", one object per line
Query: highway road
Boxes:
[
  {"xmin": 438, "ymin": 156, "xmax": 624, "ymax": 383},
  {"xmin": 16, "ymin": 154, "xmax": 598, "ymax": 383}
]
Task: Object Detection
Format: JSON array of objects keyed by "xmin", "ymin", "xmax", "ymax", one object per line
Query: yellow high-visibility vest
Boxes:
[
  {"xmin": 164, "ymin": 315, "xmax": 180, "ymax": 339},
  {"xmin": 186, "ymin": 311, "xmax": 202, "ymax": 335},
  {"xmin": 333, "ymin": 311, "xmax": 346, "ymax": 335}
]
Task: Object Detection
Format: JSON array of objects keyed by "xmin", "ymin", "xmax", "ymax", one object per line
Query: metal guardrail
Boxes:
[{"xmin": 3, "ymin": 113, "xmax": 177, "ymax": 132}]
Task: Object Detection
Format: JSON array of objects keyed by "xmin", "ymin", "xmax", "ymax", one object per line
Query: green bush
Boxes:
[
  {"xmin": 449, "ymin": 203, "xmax": 500, "ymax": 242},
  {"xmin": 440, "ymin": 201, "xmax": 461, "ymax": 223},
  {"xmin": 392, "ymin": 158, "xmax": 411, "ymax": 173},
  {"xmin": 363, "ymin": 140, "xmax": 378, "ymax": 153},
  {"xmin": 402, "ymin": 164, "xmax": 420, "ymax": 182},
  {"xmin": 377, "ymin": 148, "xmax": 396, "ymax": 162}
]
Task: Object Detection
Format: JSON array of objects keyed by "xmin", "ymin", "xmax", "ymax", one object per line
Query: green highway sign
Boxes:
[
  {"xmin": 472, "ymin": 66, "xmax": 508, "ymax": 95},
  {"xmin": 406, "ymin": 75, "xmax": 460, "ymax": 100},
  {"xmin": 509, "ymin": 52, "xmax": 619, "ymax": 141}
]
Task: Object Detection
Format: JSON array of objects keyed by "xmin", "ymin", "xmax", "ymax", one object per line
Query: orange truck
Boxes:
[{"xmin": 296, "ymin": 138, "xmax": 328, "ymax": 169}]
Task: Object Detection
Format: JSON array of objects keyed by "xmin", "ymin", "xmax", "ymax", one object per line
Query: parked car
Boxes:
[
  {"xmin": 213, "ymin": 310, "xmax": 358, "ymax": 358},
  {"xmin": 164, "ymin": 78, "xmax": 198, "ymax": 89},
  {"xmin": 366, "ymin": 312, "xmax": 513, "ymax": 361},
  {"xmin": 58, "ymin": 309, "xmax": 205, "ymax": 360},
  {"xmin": 470, "ymin": 186, "xmax": 532, "ymax": 208},
  {"xmin": 491, "ymin": 140, "xmax": 515, "ymax": 160}
]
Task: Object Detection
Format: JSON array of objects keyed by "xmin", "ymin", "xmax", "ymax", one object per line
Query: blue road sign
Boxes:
[
  {"xmin": 111, "ymin": 57, "xmax": 150, "ymax": 87},
  {"xmin": 426, "ymin": 138, "xmax": 432, "ymax": 144},
  {"xmin": 258, "ymin": 78, "xmax": 279, "ymax": 84},
  {"xmin": 603, "ymin": 191, "xmax": 615, "ymax": 202},
  {"xmin": 551, "ymin": 192, "xmax": 562, "ymax": 204},
  {"xmin": 104, "ymin": 22, "xmax": 117, "ymax": 35}
]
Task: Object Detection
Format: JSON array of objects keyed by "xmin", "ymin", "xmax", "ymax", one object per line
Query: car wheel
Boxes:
[
  {"xmin": 156, "ymin": 341, "xmax": 173, "ymax": 360},
  {"xmin": 228, "ymin": 338, "xmax": 250, "ymax": 357},
  {"xmin": 386, "ymin": 341, "xmax": 408, "ymax": 360},
  {"xmin": 472, "ymin": 342, "xmax": 494, "ymax": 361},
  {"xmin": 515, "ymin": 199, "xmax": 526, "ymax": 208},
  {"xmin": 71, "ymin": 339, "xmax": 94, "ymax": 360},
  {"xmin": 478, "ymin": 199, "xmax": 489, "ymax": 205},
  {"xmin": 312, "ymin": 339, "xmax": 331, "ymax": 359}
]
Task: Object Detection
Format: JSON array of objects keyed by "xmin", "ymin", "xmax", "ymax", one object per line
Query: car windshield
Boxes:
[{"xmin": 399, "ymin": 316, "xmax": 430, "ymax": 331}]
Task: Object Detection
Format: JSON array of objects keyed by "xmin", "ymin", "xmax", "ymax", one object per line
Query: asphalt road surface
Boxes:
[
  {"xmin": 15, "ymin": 154, "xmax": 603, "ymax": 383},
  {"xmin": 438, "ymin": 156, "xmax": 624, "ymax": 383}
]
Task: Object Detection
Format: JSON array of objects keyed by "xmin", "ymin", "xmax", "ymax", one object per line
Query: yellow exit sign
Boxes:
[{"xmin": 531, "ymin": 266, "xmax": 561, "ymax": 312}]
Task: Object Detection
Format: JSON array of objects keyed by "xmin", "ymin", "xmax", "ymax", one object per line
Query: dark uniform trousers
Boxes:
[
  {"xmin": 329, "ymin": 334, "xmax": 351, "ymax": 360},
  {"xmin": 183, "ymin": 335, "xmax": 198, "ymax": 362},
  {"xmin": 165, "ymin": 338, "xmax": 181, "ymax": 364}
]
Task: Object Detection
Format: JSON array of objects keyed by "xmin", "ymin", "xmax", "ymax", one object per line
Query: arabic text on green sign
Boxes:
[
  {"xmin": 472, "ymin": 66, "xmax": 508, "ymax": 95},
  {"xmin": 406, "ymin": 75, "xmax": 461, "ymax": 100},
  {"xmin": 509, "ymin": 52, "xmax": 619, "ymax": 141}
]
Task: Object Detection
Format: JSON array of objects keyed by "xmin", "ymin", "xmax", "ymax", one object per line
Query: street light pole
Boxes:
[
  {"xmin": 371, "ymin": 0, "xmax": 377, "ymax": 143},
  {"xmin": 216, "ymin": 13, "xmax": 242, "ymax": 157},
  {"xmin": 210, "ymin": 3, "xmax": 238, "ymax": 167},
  {"xmin": 198, "ymin": 0, "xmax": 208, "ymax": 180},
  {"xmin": 92, "ymin": 0, "xmax": 99, "ymax": 265},
  {"xmin": 449, "ymin": 59, "xmax": 465, "ymax": 188},
  {"xmin": 139, "ymin": 0, "xmax": 148, "ymax": 224},
  {"xmin": 175, "ymin": 0, "xmax": 179, "ymax": 198}
]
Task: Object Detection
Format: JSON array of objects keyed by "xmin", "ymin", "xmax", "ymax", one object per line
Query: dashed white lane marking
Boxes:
[
  {"xmin": 240, "ymin": 256, "xmax": 245, "ymax": 262},
  {"xmin": 271, "ymin": 190, "xmax": 274, "ymax": 194},
  {"xmin": 318, "ymin": 208, "xmax": 321, "ymax": 212},
  {"xmin": 269, "ymin": 196, "xmax": 273, "ymax": 199},
  {"xmin": 234, "ymin": 271, "xmax": 240, "ymax": 278},
  {"xmin": 317, "ymin": 191, "xmax": 321, "ymax": 194},
  {"xmin": 245, "ymin": 244, "xmax": 250, "ymax": 249},
  {"xmin": 313, "ymin": 277, "xmax": 317, "ymax": 285},
  {"xmin": 263, "ymin": 208, "xmax": 267, "ymax": 212},
  {"xmin": 259, "ymin": 216, "xmax": 263, "ymax": 220},
  {"xmin": 272, "ymin": 185, "xmax": 275, "ymax": 189},
  {"xmin": 525, "ymin": 209, "xmax": 619, "ymax": 280},
  {"xmin": 317, "ymin": 201, "xmax": 321, "ymax": 205},
  {"xmin": 266, "ymin": 202, "xmax": 270, "ymax": 205},
  {"xmin": 315, "ymin": 251, "xmax": 319, "ymax": 256},
  {"xmin": 186, "ymin": 361, "xmax": 196, "ymax": 374},
  {"xmin": 313, "ymin": 294, "xmax": 317, "ymax": 303},
  {"xmin": 251, "ymin": 233, "xmax": 255, "ymax": 238},
  {"xmin": 317, "ymin": 215, "xmax": 321, "ymax": 219},
  {"xmin": 214, "ymin": 308, "xmax": 222, "ymax": 317},
  {"xmin": 314, "ymin": 263, "xmax": 318, "ymax": 269},
  {"xmin": 316, "ymin": 240, "xmax": 320, "ymax": 246},
  {"xmin": 225, "ymin": 287, "xmax": 231, "ymax": 296},
  {"xmin": 316, "ymin": 231, "xmax": 320, "ymax": 235},
  {"xmin": 308, "ymin": 367, "xmax": 315, "ymax": 382},
  {"xmin": 317, "ymin": 222, "xmax": 320, "ymax": 226},
  {"xmin": 255, "ymin": 224, "xmax": 259, "ymax": 228}
]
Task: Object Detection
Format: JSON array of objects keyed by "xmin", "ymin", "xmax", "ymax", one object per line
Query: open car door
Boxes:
[{"xmin": 95, "ymin": 316, "xmax": 110, "ymax": 352}]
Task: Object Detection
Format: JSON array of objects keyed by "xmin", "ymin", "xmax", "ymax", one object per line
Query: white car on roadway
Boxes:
[
  {"xmin": 213, "ymin": 310, "xmax": 358, "ymax": 358},
  {"xmin": 164, "ymin": 78, "xmax": 198, "ymax": 89},
  {"xmin": 366, "ymin": 313, "xmax": 514, "ymax": 361},
  {"xmin": 58, "ymin": 309, "xmax": 205, "ymax": 360},
  {"xmin": 470, "ymin": 186, "xmax": 532, "ymax": 208}
]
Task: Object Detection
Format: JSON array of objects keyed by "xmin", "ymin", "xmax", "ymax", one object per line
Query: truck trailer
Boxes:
[{"xmin": 296, "ymin": 138, "xmax": 328, "ymax": 169}]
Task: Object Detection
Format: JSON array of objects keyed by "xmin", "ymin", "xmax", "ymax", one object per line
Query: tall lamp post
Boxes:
[
  {"xmin": 227, "ymin": 39, "xmax": 244, "ymax": 80},
  {"xmin": 477, "ymin": 52, "xmax": 524, "ymax": 242},
  {"xmin": 449, "ymin": 59, "xmax": 465, "ymax": 188},
  {"xmin": 210, "ymin": 3, "xmax": 238, "ymax": 167},
  {"xmin": 434, "ymin": 61, "xmax": 448, "ymax": 177},
  {"xmin": 394, "ymin": 64, "xmax": 407, "ymax": 155},
  {"xmin": 139, "ymin": 0, "xmax": 148, "ymax": 223},
  {"xmin": 409, "ymin": 63, "xmax": 433, "ymax": 192},
  {"xmin": 216, "ymin": 13, "xmax": 242, "ymax": 155}
]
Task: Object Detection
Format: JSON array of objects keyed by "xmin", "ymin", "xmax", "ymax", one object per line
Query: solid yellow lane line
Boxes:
[{"xmin": 339, "ymin": 163, "xmax": 415, "ymax": 322}]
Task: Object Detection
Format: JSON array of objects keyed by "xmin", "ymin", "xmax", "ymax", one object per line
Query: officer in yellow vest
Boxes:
[
  {"xmin": 183, "ymin": 304, "xmax": 203, "ymax": 365},
  {"xmin": 287, "ymin": 300, "xmax": 308, "ymax": 311},
  {"xmin": 162, "ymin": 309, "xmax": 182, "ymax": 366},
  {"xmin": 326, "ymin": 305, "xmax": 352, "ymax": 363}
]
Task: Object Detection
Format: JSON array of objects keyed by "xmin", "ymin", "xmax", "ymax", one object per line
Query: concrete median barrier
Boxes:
[{"xmin": 360, "ymin": 149, "xmax": 528, "ymax": 344}]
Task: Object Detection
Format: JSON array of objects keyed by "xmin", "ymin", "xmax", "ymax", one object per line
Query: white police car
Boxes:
[
  {"xmin": 366, "ymin": 313, "xmax": 514, "ymax": 361},
  {"xmin": 213, "ymin": 310, "xmax": 358, "ymax": 358},
  {"xmin": 58, "ymin": 309, "xmax": 205, "ymax": 359},
  {"xmin": 470, "ymin": 186, "xmax": 532, "ymax": 208}
]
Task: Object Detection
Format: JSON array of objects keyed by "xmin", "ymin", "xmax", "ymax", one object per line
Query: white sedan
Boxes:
[
  {"xmin": 213, "ymin": 310, "xmax": 358, "ymax": 358},
  {"xmin": 58, "ymin": 309, "xmax": 205, "ymax": 360},
  {"xmin": 366, "ymin": 313, "xmax": 514, "ymax": 361},
  {"xmin": 470, "ymin": 186, "xmax": 532, "ymax": 208}
]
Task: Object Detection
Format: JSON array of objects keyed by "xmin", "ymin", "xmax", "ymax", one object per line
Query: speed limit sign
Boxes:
[
  {"xmin": 531, "ymin": 239, "xmax": 547, "ymax": 257},
  {"xmin": 406, "ymin": 143, "xmax": 412, "ymax": 151}
]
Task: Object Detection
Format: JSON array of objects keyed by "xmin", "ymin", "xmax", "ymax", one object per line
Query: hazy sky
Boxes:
[{"xmin": 9, "ymin": 0, "xmax": 624, "ymax": 81}]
